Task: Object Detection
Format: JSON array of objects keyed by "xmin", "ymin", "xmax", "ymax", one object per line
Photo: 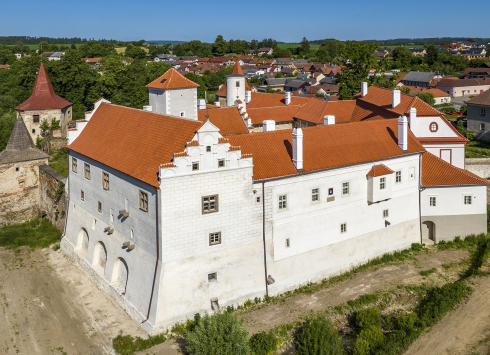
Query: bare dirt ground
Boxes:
[{"xmin": 0, "ymin": 246, "xmax": 146, "ymax": 355}]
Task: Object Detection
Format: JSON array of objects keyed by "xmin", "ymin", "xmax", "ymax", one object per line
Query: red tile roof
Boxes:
[
  {"xmin": 294, "ymin": 99, "xmax": 357, "ymax": 124},
  {"xmin": 407, "ymin": 87, "xmax": 452, "ymax": 98},
  {"xmin": 246, "ymin": 92, "xmax": 309, "ymax": 109},
  {"xmin": 67, "ymin": 103, "xmax": 203, "ymax": 187},
  {"xmin": 16, "ymin": 63, "xmax": 72, "ymax": 111},
  {"xmin": 146, "ymin": 68, "xmax": 200, "ymax": 90},
  {"xmin": 247, "ymin": 106, "xmax": 300, "ymax": 125},
  {"xmin": 231, "ymin": 61, "xmax": 244, "ymax": 75},
  {"xmin": 227, "ymin": 119, "xmax": 425, "ymax": 180},
  {"xmin": 421, "ymin": 152, "xmax": 489, "ymax": 186},
  {"xmin": 366, "ymin": 164, "xmax": 394, "ymax": 177},
  {"xmin": 197, "ymin": 107, "xmax": 249, "ymax": 136}
]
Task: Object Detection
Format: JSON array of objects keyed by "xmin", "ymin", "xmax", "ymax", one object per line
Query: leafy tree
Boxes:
[
  {"xmin": 213, "ymin": 35, "xmax": 229, "ymax": 56},
  {"xmin": 0, "ymin": 48, "xmax": 16, "ymax": 65},
  {"xmin": 70, "ymin": 43, "xmax": 77, "ymax": 50},
  {"xmin": 186, "ymin": 312, "xmax": 250, "ymax": 355},
  {"xmin": 320, "ymin": 39, "xmax": 345, "ymax": 62},
  {"xmin": 391, "ymin": 46, "xmax": 413, "ymax": 69},
  {"xmin": 335, "ymin": 41, "xmax": 379, "ymax": 99},
  {"xmin": 295, "ymin": 316, "xmax": 345, "ymax": 355},
  {"xmin": 416, "ymin": 92, "xmax": 436, "ymax": 105},
  {"xmin": 50, "ymin": 117, "xmax": 60, "ymax": 130},
  {"xmin": 125, "ymin": 45, "xmax": 146, "ymax": 59},
  {"xmin": 425, "ymin": 45, "xmax": 439, "ymax": 66},
  {"xmin": 286, "ymin": 73, "xmax": 296, "ymax": 77},
  {"xmin": 249, "ymin": 331, "xmax": 277, "ymax": 355},
  {"xmin": 38, "ymin": 41, "xmax": 49, "ymax": 54},
  {"xmin": 300, "ymin": 37, "xmax": 310, "ymax": 54},
  {"xmin": 39, "ymin": 118, "xmax": 50, "ymax": 131},
  {"xmin": 272, "ymin": 48, "xmax": 291, "ymax": 58},
  {"xmin": 275, "ymin": 72, "xmax": 283, "ymax": 78},
  {"xmin": 0, "ymin": 110, "xmax": 16, "ymax": 151},
  {"xmin": 457, "ymin": 120, "xmax": 474, "ymax": 140},
  {"xmin": 400, "ymin": 87, "xmax": 411, "ymax": 95}
]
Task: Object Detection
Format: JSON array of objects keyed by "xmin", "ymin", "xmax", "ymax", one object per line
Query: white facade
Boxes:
[
  {"xmin": 149, "ymin": 87, "xmax": 198, "ymax": 120},
  {"xmin": 226, "ymin": 74, "xmax": 246, "ymax": 107}
]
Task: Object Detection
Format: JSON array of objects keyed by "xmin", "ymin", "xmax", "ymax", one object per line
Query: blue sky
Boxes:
[{"xmin": 1, "ymin": 0, "xmax": 489, "ymax": 43}]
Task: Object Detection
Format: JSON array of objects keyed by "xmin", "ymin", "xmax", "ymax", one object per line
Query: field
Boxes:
[
  {"xmin": 115, "ymin": 46, "xmax": 149, "ymax": 54},
  {"xmin": 276, "ymin": 43, "xmax": 321, "ymax": 50},
  {"xmin": 6, "ymin": 44, "xmax": 84, "ymax": 50}
]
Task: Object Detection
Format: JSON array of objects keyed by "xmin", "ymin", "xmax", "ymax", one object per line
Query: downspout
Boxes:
[
  {"xmin": 418, "ymin": 153, "xmax": 423, "ymax": 244},
  {"xmin": 142, "ymin": 187, "xmax": 160, "ymax": 323},
  {"xmin": 262, "ymin": 181, "xmax": 269, "ymax": 297}
]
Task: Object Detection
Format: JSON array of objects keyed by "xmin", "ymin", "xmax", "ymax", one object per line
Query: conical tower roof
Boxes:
[
  {"xmin": 231, "ymin": 61, "xmax": 244, "ymax": 75},
  {"xmin": 16, "ymin": 63, "xmax": 72, "ymax": 111},
  {"xmin": 0, "ymin": 116, "xmax": 49, "ymax": 164}
]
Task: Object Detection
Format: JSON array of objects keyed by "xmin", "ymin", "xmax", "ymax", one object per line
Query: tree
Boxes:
[
  {"xmin": 425, "ymin": 45, "xmax": 439, "ymax": 66},
  {"xmin": 184, "ymin": 73, "xmax": 206, "ymax": 98},
  {"xmin": 295, "ymin": 316, "xmax": 345, "ymax": 355},
  {"xmin": 0, "ymin": 110, "xmax": 16, "ymax": 151},
  {"xmin": 79, "ymin": 40, "xmax": 105, "ymax": 57},
  {"xmin": 38, "ymin": 41, "xmax": 49, "ymax": 54},
  {"xmin": 275, "ymin": 72, "xmax": 283, "ymax": 78},
  {"xmin": 417, "ymin": 92, "xmax": 436, "ymax": 105},
  {"xmin": 186, "ymin": 312, "xmax": 250, "ymax": 355},
  {"xmin": 272, "ymin": 48, "xmax": 291, "ymax": 58},
  {"xmin": 335, "ymin": 41, "xmax": 380, "ymax": 99},
  {"xmin": 212, "ymin": 35, "xmax": 229, "ymax": 56},
  {"xmin": 125, "ymin": 45, "xmax": 146, "ymax": 59},
  {"xmin": 391, "ymin": 46, "xmax": 413, "ymax": 69},
  {"xmin": 300, "ymin": 37, "xmax": 310, "ymax": 54},
  {"xmin": 400, "ymin": 87, "xmax": 411, "ymax": 95}
]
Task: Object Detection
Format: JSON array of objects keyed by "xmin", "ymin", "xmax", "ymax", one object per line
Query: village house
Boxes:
[
  {"xmin": 467, "ymin": 89, "xmax": 490, "ymax": 141},
  {"xmin": 401, "ymin": 71, "xmax": 441, "ymax": 88},
  {"xmin": 407, "ymin": 88, "xmax": 452, "ymax": 105},
  {"xmin": 436, "ymin": 78, "xmax": 490, "ymax": 97}
]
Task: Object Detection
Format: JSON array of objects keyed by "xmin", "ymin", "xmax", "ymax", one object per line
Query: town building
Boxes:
[
  {"xmin": 401, "ymin": 71, "xmax": 441, "ymax": 88},
  {"xmin": 467, "ymin": 89, "xmax": 490, "ymax": 141},
  {"xmin": 436, "ymin": 78, "xmax": 490, "ymax": 97},
  {"xmin": 16, "ymin": 63, "xmax": 73, "ymax": 142}
]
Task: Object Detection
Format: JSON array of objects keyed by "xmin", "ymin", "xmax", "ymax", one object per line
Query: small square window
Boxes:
[
  {"xmin": 380, "ymin": 177, "xmax": 386, "ymax": 190},
  {"xmin": 328, "ymin": 188, "xmax": 334, "ymax": 195},
  {"xmin": 180, "ymin": 111, "xmax": 185, "ymax": 117},
  {"xmin": 84, "ymin": 163, "xmax": 91, "ymax": 180},
  {"xmin": 256, "ymin": 196, "xmax": 261, "ymax": 203},
  {"xmin": 206, "ymin": 146, "xmax": 211, "ymax": 152},
  {"xmin": 97, "ymin": 201, "xmax": 102, "ymax": 213},
  {"xmin": 430, "ymin": 196, "xmax": 436, "ymax": 207},
  {"xmin": 278, "ymin": 194, "xmax": 287, "ymax": 210},
  {"xmin": 72, "ymin": 158, "xmax": 77, "ymax": 173},
  {"xmin": 33, "ymin": 115, "xmax": 40, "ymax": 123},
  {"xmin": 340, "ymin": 223, "xmax": 347, "ymax": 233},
  {"xmin": 285, "ymin": 238, "xmax": 290, "ymax": 248},
  {"xmin": 342, "ymin": 182, "xmax": 349, "ymax": 196},
  {"xmin": 312, "ymin": 188, "xmax": 319, "ymax": 202},
  {"xmin": 102, "ymin": 172, "xmax": 110, "ymax": 190},
  {"xmin": 209, "ymin": 232, "xmax": 221, "ymax": 245},
  {"xmin": 140, "ymin": 190, "xmax": 149, "ymax": 212},
  {"xmin": 464, "ymin": 195, "xmax": 472, "ymax": 205},
  {"xmin": 383, "ymin": 209, "xmax": 389, "ymax": 218},
  {"xmin": 15, "ymin": 167, "xmax": 19, "ymax": 172},
  {"xmin": 395, "ymin": 171, "xmax": 402, "ymax": 183},
  {"xmin": 208, "ymin": 272, "xmax": 217, "ymax": 282},
  {"xmin": 192, "ymin": 162, "xmax": 199, "ymax": 171},
  {"xmin": 236, "ymin": 81, "xmax": 240, "ymax": 87},
  {"xmin": 202, "ymin": 195, "xmax": 218, "ymax": 214},
  {"xmin": 481, "ymin": 108, "xmax": 486, "ymax": 116},
  {"xmin": 218, "ymin": 159, "xmax": 225, "ymax": 168},
  {"xmin": 409, "ymin": 167, "xmax": 415, "ymax": 180},
  {"xmin": 80, "ymin": 190, "xmax": 85, "ymax": 201},
  {"xmin": 32, "ymin": 129, "xmax": 35, "ymax": 134}
]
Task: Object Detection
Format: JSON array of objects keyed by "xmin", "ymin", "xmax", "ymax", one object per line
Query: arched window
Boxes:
[
  {"xmin": 112, "ymin": 257, "xmax": 129, "ymax": 294},
  {"xmin": 93, "ymin": 242, "xmax": 107, "ymax": 273},
  {"xmin": 429, "ymin": 122, "xmax": 438, "ymax": 132},
  {"xmin": 77, "ymin": 228, "xmax": 89, "ymax": 256}
]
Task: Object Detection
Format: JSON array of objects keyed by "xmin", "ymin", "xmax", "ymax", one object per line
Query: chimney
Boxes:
[
  {"xmin": 398, "ymin": 115, "xmax": 408, "ymax": 152},
  {"xmin": 285, "ymin": 91, "xmax": 291, "ymax": 106},
  {"xmin": 361, "ymin": 82, "xmax": 368, "ymax": 97},
  {"xmin": 214, "ymin": 101, "xmax": 221, "ymax": 107},
  {"xmin": 263, "ymin": 120, "xmax": 275, "ymax": 132},
  {"xmin": 323, "ymin": 115, "xmax": 335, "ymax": 125},
  {"xmin": 292, "ymin": 127, "xmax": 303, "ymax": 170},
  {"xmin": 197, "ymin": 99, "xmax": 206, "ymax": 110},
  {"xmin": 392, "ymin": 89, "xmax": 401, "ymax": 108},
  {"xmin": 409, "ymin": 107, "xmax": 417, "ymax": 136},
  {"xmin": 143, "ymin": 105, "xmax": 152, "ymax": 112},
  {"xmin": 245, "ymin": 90, "xmax": 252, "ymax": 104}
]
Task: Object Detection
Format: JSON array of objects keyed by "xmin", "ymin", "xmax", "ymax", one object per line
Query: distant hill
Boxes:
[
  {"xmin": 146, "ymin": 40, "xmax": 185, "ymax": 45},
  {"xmin": 309, "ymin": 37, "xmax": 490, "ymax": 46}
]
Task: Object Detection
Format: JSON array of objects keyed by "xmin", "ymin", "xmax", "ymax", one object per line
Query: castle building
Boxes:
[
  {"xmin": 0, "ymin": 116, "xmax": 49, "ymax": 225},
  {"xmin": 62, "ymin": 67, "xmax": 488, "ymax": 334},
  {"xmin": 16, "ymin": 63, "xmax": 73, "ymax": 141}
]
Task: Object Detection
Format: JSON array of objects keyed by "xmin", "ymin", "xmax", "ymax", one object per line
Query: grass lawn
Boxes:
[
  {"xmin": 466, "ymin": 140, "xmax": 490, "ymax": 158},
  {"xmin": 49, "ymin": 148, "xmax": 69, "ymax": 177},
  {"xmin": 0, "ymin": 216, "xmax": 61, "ymax": 249},
  {"xmin": 276, "ymin": 43, "xmax": 320, "ymax": 50},
  {"xmin": 115, "ymin": 46, "xmax": 149, "ymax": 54}
]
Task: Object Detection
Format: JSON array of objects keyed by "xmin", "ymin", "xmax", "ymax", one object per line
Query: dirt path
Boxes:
[
  {"xmin": 0, "ymin": 247, "xmax": 146, "ymax": 355},
  {"xmin": 405, "ymin": 275, "xmax": 490, "ymax": 355}
]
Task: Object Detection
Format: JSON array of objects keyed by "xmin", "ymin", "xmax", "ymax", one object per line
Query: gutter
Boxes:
[
  {"xmin": 262, "ymin": 181, "xmax": 269, "ymax": 297},
  {"xmin": 142, "ymin": 188, "xmax": 160, "ymax": 324}
]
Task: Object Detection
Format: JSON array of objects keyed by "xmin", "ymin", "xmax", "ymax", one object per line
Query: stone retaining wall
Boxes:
[
  {"xmin": 465, "ymin": 158, "xmax": 490, "ymax": 179},
  {"xmin": 39, "ymin": 164, "xmax": 67, "ymax": 232}
]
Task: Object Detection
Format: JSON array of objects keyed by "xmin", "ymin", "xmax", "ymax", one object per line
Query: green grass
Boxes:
[
  {"xmin": 276, "ymin": 43, "xmax": 320, "ymax": 51},
  {"xmin": 49, "ymin": 148, "xmax": 69, "ymax": 177},
  {"xmin": 0, "ymin": 215, "xmax": 62, "ymax": 249},
  {"xmin": 115, "ymin": 46, "xmax": 149, "ymax": 54},
  {"xmin": 419, "ymin": 268, "xmax": 437, "ymax": 276},
  {"xmin": 113, "ymin": 333, "xmax": 167, "ymax": 355},
  {"xmin": 466, "ymin": 140, "xmax": 490, "ymax": 158}
]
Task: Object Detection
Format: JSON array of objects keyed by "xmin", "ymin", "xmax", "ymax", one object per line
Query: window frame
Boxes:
[
  {"xmin": 383, "ymin": 209, "xmax": 389, "ymax": 218},
  {"xmin": 97, "ymin": 201, "xmax": 102, "ymax": 213},
  {"xmin": 218, "ymin": 159, "xmax": 225, "ymax": 168},
  {"xmin": 208, "ymin": 272, "xmax": 218, "ymax": 282},
  {"xmin": 395, "ymin": 170, "xmax": 402, "ymax": 183},
  {"xmin": 102, "ymin": 172, "xmax": 110, "ymax": 191},
  {"xmin": 342, "ymin": 181, "xmax": 350, "ymax": 196},
  {"xmin": 202, "ymin": 194, "xmax": 219, "ymax": 214},
  {"xmin": 285, "ymin": 238, "xmax": 290, "ymax": 248},
  {"xmin": 80, "ymin": 190, "xmax": 85, "ymax": 201},
  {"xmin": 278, "ymin": 194, "xmax": 288, "ymax": 210},
  {"xmin": 380, "ymin": 177, "xmax": 386, "ymax": 190},
  {"xmin": 192, "ymin": 162, "xmax": 199, "ymax": 171},
  {"xmin": 480, "ymin": 108, "xmax": 486, "ymax": 116},
  {"xmin": 209, "ymin": 232, "xmax": 221, "ymax": 246},
  {"xmin": 72, "ymin": 157, "xmax": 77, "ymax": 173},
  {"xmin": 429, "ymin": 196, "xmax": 437, "ymax": 207},
  {"xmin": 480, "ymin": 123, "xmax": 485, "ymax": 131},
  {"xmin": 206, "ymin": 146, "xmax": 211, "ymax": 152},
  {"xmin": 464, "ymin": 195, "xmax": 472, "ymax": 205},
  {"xmin": 33, "ymin": 115, "xmax": 40, "ymax": 123},
  {"xmin": 84, "ymin": 163, "xmax": 91, "ymax": 180},
  {"xmin": 139, "ymin": 190, "xmax": 149, "ymax": 212},
  {"xmin": 311, "ymin": 188, "xmax": 320, "ymax": 203},
  {"xmin": 340, "ymin": 223, "xmax": 347, "ymax": 233}
]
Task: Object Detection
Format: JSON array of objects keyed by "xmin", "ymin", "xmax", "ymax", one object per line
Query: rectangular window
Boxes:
[
  {"xmin": 72, "ymin": 158, "xmax": 77, "ymax": 173},
  {"xmin": 139, "ymin": 190, "xmax": 149, "ymax": 212},
  {"xmin": 342, "ymin": 182, "xmax": 349, "ymax": 196},
  {"xmin": 480, "ymin": 123, "xmax": 485, "ymax": 131},
  {"xmin": 311, "ymin": 188, "xmax": 319, "ymax": 202},
  {"xmin": 464, "ymin": 195, "xmax": 472, "ymax": 205},
  {"xmin": 209, "ymin": 232, "xmax": 221, "ymax": 245},
  {"xmin": 278, "ymin": 194, "xmax": 287, "ymax": 210},
  {"xmin": 285, "ymin": 238, "xmax": 290, "ymax": 248},
  {"xmin": 208, "ymin": 272, "xmax": 217, "ymax": 282},
  {"xmin": 430, "ymin": 196, "xmax": 436, "ymax": 207},
  {"xmin": 32, "ymin": 129, "xmax": 35, "ymax": 134},
  {"xmin": 383, "ymin": 209, "xmax": 389, "ymax": 218},
  {"xmin": 97, "ymin": 201, "xmax": 102, "ymax": 213},
  {"xmin": 84, "ymin": 163, "xmax": 91, "ymax": 180},
  {"xmin": 202, "ymin": 195, "xmax": 218, "ymax": 214},
  {"xmin": 218, "ymin": 159, "xmax": 225, "ymax": 168},
  {"xmin": 236, "ymin": 81, "xmax": 240, "ymax": 87},
  {"xmin": 80, "ymin": 190, "xmax": 85, "ymax": 201},
  {"xmin": 481, "ymin": 108, "xmax": 486, "ymax": 116},
  {"xmin": 395, "ymin": 171, "xmax": 402, "ymax": 183},
  {"xmin": 110, "ymin": 209, "xmax": 114, "ymax": 222},
  {"xmin": 102, "ymin": 172, "xmax": 110, "ymax": 190},
  {"xmin": 192, "ymin": 162, "xmax": 199, "ymax": 171},
  {"xmin": 206, "ymin": 146, "xmax": 211, "ymax": 152},
  {"xmin": 33, "ymin": 115, "xmax": 40, "ymax": 123},
  {"xmin": 256, "ymin": 196, "xmax": 261, "ymax": 203},
  {"xmin": 380, "ymin": 177, "xmax": 386, "ymax": 190},
  {"xmin": 409, "ymin": 167, "xmax": 415, "ymax": 180},
  {"xmin": 340, "ymin": 223, "xmax": 347, "ymax": 233}
]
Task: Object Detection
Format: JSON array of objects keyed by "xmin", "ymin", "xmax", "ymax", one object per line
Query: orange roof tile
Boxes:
[
  {"xmin": 67, "ymin": 103, "xmax": 203, "ymax": 187},
  {"xmin": 246, "ymin": 92, "xmax": 309, "ymax": 109},
  {"xmin": 418, "ymin": 137, "xmax": 468, "ymax": 144},
  {"xmin": 421, "ymin": 152, "xmax": 489, "ymax": 186},
  {"xmin": 247, "ymin": 106, "xmax": 300, "ymax": 125},
  {"xmin": 227, "ymin": 119, "xmax": 425, "ymax": 180},
  {"xmin": 146, "ymin": 68, "xmax": 200, "ymax": 90},
  {"xmin": 231, "ymin": 61, "xmax": 244, "ymax": 75},
  {"xmin": 366, "ymin": 164, "xmax": 394, "ymax": 177},
  {"xmin": 197, "ymin": 107, "xmax": 249, "ymax": 136},
  {"xmin": 294, "ymin": 99, "xmax": 357, "ymax": 124},
  {"xmin": 16, "ymin": 63, "xmax": 72, "ymax": 111}
]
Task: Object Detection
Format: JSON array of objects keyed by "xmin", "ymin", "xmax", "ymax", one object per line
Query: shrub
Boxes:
[
  {"xmin": 113, "ymin": 333, "xmax": 167, "ymax": 355},
  {"xmin": 355, "ymin": 308, "xmax": 381, "ymax": 329},
  {"xmin": 186, "ymin": 312, "xmax": 250, "ymax": 355},
  {"xmin": 295, "ymin": 316, "xmax": 345, "ymax": 355},
  {"xmin": 410, "ymin": 243, "xmax": 423, "ymax": 251},
  {"xmin": 249, "ymin": 331, "xmax": 277, "ymax": 355},
  {"xmin": 395, "ymin": 313, "xmax": 418, "ymax": 332},
  {"xmin": 353, "ymin": 326, "xmax": 384, "ymax": 355}
]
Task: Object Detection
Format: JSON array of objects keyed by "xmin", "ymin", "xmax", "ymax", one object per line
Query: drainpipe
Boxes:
[
  {"xmin": 418, "ymin": 154, "xmax": 423, "ymax": 244},
  {"xmin": 142, "ymin": 187, "xmax": 160, "ymax": 324},
  {"xmin": 262, "ymin": 181, "xmax": 269, "ymax": 297}
]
